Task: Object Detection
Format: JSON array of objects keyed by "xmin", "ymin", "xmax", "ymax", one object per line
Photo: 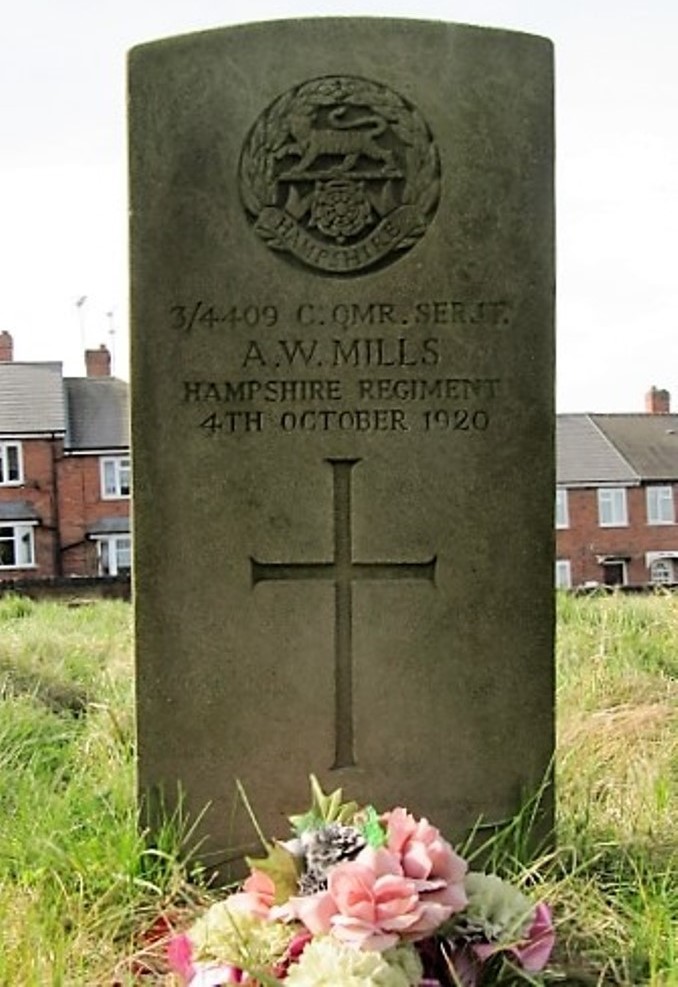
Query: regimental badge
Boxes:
[{"xmin": 239, "ymin": 76, "xmax": 440, "ymax": 275}]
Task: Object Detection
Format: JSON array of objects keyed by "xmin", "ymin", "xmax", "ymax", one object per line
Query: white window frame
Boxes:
[
  {"xmin": 0, "ymin": 522, "xmax": 36, "ymax": 568},
  {"xmin": 555, "ymin": 559, "xmax": 571, "ymax": 589},
  {"xmin": 598, "ymin": 487, "xmax": 628, "ymax": 527},
  {"xmin": 555, "ymin": 488, "xmax": 569, "ymax": 529},
  {"xmin": 0, "ymin": 441, "xmax": 23, "ymax": 486},
  {"xmin": 94, "ymin": 534, "xmax": 132, "ymax": 576},
  {"xmin": 646, "ymin": 485, "xmax": 675, "ymax": 525},
  {"xmin": 649, "ymin": 558, "xmax": 674, "ymax": 585},
  {"xmin": 100, "ymin": 456, "xmax": 131, "ymax": 500}
]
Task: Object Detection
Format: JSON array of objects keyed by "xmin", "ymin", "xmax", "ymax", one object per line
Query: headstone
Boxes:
[{"xmin": 129, "ymin": 18, "xmax": 554, "ymax": 868}]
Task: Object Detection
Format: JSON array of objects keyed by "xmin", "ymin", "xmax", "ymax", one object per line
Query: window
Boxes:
[
  {"xmin": 601, "ymin": 559, "xmax": 627, "ymax": 586},
  {"xmin": 0, "ymin": 524, "xmax": 35, "ymax": 568},
  {"xmin": 0, "ymin": 442, "xmax": 22, "ymax": 485},
  {"xmin": 646, "ymin": 486, "xmax": 675, "ymax": 525},
  {"xmin": 555, "ymin": 559, "xmax": 571, "ymax": 589},
  {"xmin": 96, "ymin": 535, "xmax": 131, "ymax": 576},
  {"xmin": 555, "ymin": 488, "xmax": 569, "ymax": 528},
  {"xmin": 101, "ymin": 457, "xmax": 131, "ymax": 499},
  {"xmin": 649, "ymin": 559, "xmax": 674, "ymax": 584},
  {"xmin": 598, "ymin": 487, "xmax": 628, "ymax": 527}
]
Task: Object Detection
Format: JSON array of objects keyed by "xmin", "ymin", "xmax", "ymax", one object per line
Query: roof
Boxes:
[
  {"xmin": 64, "ymin": 377, "xmax": 130, "ymax": 450},
  {"xmin": 591, "ymin": 414, "xmax": 678, "ymax": 481},
  {"xmin": 558, "ymin": 413, "xmax": 678, "ymax": 486},
  {"xmin": 0, "ymin": 363, "xmax": 66, "ymax": 434},
  {"xmin": 0, "ymin": 500, "xmax": 40, "ymax": 521},
  {"xmin": 86, "ymin": 516, "xmax": 131, "ymax": 536},
  {"xmin": 556, "ymin": 414, "xmax": 637, "ymax": 486}
]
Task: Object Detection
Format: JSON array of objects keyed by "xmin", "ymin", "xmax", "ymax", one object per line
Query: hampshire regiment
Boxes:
[{"xmin": 183, "ymin": 376, "xmax": 501, "ymax": 404}]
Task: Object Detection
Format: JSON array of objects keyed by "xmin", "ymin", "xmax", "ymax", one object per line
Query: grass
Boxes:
[
  {"xmin": 552, "ymin": 592, "xmax": 677, "ymax": 985},
  {"xmin": 0, "ymin": 592, "xmax": 676, "ymax": 985}
]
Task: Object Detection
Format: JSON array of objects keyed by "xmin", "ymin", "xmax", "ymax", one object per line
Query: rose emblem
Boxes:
[{"xmin": 310, "ymin": 179, "xmax": 373, "ymax": 242}]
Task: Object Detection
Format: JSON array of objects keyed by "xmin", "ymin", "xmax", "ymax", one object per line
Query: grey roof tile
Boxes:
[
  {"xmin": 86, "ymin": 516, "xmax": 131, "ymax": 535},
  {"xmin": 64, "ymin": 378, "xmax": 130, "ymax": 450},
  {"xmin": 591, "ymin": 414, "xmax": 678, "ymax": 481},
  {"xmin": 0, "ymin": 363, "xmax": 66, "ymax": 434},
  {"xmin": 556, "ymin": 414, "xmax": 637, "ymax": 486},
  {"xmin": 0, "ymin": 500, "xmax": 40, "ymax": 521}
]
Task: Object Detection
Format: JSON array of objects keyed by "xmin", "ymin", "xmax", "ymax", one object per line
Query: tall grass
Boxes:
[
  {"xmin": 554, "ymin": 591, "xmax": 677, "ymax": 985},
  {"xmin": 0, "ymin": 593, "xmax": 676, "ymax": 985},
  {"xmin": 0, "ymin": 598, "xmax": 168, "ymax": 985}
]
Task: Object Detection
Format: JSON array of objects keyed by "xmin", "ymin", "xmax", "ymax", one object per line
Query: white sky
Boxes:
[{"xmin": 1, "ymin": 1, "xmax": 676, "ymax": 412}]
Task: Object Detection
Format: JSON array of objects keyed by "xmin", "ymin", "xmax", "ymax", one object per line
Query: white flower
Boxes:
[
  {"xmin": 382, "ymin": 943, "xmax": 424, "ymax": 985},
  {"xmin": 285, "ymin": 936, "xmax": 422, "ymax": 987},
  {"xmin": 189, "ymin": 900, "xmax": 294, "ymax": 968},
  {"xmin": 464, "ymin": 872, "xmax": 535, "ymax": 941}
]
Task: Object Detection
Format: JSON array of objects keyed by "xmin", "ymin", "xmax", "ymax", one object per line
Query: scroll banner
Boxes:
[{"xmin": 255, "ymin": 205, "xmax": 423, "ymax": 273}]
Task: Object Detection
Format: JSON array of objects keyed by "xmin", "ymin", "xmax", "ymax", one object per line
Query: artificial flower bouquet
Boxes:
[{"xmin": 167, "ymin": 778, "xmax": 554, "ymax": 987}]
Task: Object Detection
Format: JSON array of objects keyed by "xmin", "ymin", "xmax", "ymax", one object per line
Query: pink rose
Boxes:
[
  {"xmin": 189, "ymin": 964, "xmax": 244, "ymax": 987},
  {"xmin": 384, "ymin": 808, "xmax": 468, "ymax": 884},
  {"xmin": 167, "ymin": 933, "xmax": 195, "ymax": 982},
  {"xmin": 383, "ymin": 808, "xmax": 468, "ymax": 918},
  {"xmin": 402, "ymin": 885, "xmax": 465, "ymax": 940},
  {"xmin": 329, "ymin": 847, "xmax": 425, "ymax": 949},
  {"xmin": 285, "ymin": 847, "xmax": 426, "ymax": 950},
  {"xmin": 281, "ymin": 886, "xmax": 338, "ymax": 936},
  {"xmin": 226, "ymin": 869, "xmax": 276, "ymax": 919},
  {"xmin": 272, "ymin": 930, "xmax": 313, "ymax": 978},
  {"xmin": 167, "ymin": 932, "xmax": 245, "ymax": 986},
  {"xmin": 512, "ymin": 902, "xmax": 555, "ymax": 972},
  {"xmin": 455, "ymin": 901, "xmax": 555, "ymax": 981}
]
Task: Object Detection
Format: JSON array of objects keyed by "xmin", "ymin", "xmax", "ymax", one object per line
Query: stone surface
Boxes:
[{"xmin": 129, "ymin": 18, "xmax": 554, "ymax": 869}]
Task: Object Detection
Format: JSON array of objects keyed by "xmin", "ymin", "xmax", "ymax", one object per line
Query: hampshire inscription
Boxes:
[
  {"xmin": 251, "ymin": 457, "xmax": 436, "ymax": 769},
  {"xmin": 172, "ymin": 293, "xmax": 510, "ymax": 436}
]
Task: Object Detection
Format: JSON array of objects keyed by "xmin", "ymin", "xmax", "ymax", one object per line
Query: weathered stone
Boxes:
[{"xmin": 129, "ymin": 18, "xmax": 554, "ymax": 869}]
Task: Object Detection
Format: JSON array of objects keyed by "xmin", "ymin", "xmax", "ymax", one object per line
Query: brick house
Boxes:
[
  {"xmin": 556, "ymin": 388, "xmax": 678, "ymax": 588},
  {"xmin": 3, "ymin": 326, "xmax": 675, "ymax": 590},
  {"xmin": 0, "ymin": 332, "xmax": 130, "ymax": 581}
]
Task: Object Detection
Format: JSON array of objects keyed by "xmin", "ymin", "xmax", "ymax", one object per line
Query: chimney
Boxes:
[
  {"xmin": 645, "ymin": 386, "xmax": 671, "ymax": 415},
  {"xmin": 85, "ymin": 343, "xmax": 111, "ymax": 378},
  {"xmin": 0, "ymin": 331, "xmax": 13, "ymax": 362}
]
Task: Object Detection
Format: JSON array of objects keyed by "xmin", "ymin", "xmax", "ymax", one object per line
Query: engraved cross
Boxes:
[{"xmin": 251, "ymin": 458, "xmax": 436, "ymax": 769}]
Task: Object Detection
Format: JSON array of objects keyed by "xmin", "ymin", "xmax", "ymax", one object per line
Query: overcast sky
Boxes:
[{"xmin": 1, "ymin": 1, "xmax": 676, "ymax": 412}]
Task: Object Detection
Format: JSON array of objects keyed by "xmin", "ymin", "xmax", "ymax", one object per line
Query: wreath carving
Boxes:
[{"xmin": 239, "ymin": 76, "xmax": 440, "ymax": 275}]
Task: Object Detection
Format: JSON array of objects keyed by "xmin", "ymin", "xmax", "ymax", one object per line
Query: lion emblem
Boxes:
[{"xmin": 276, "ymin": 108, "xmax": 397, "ymax": 175}]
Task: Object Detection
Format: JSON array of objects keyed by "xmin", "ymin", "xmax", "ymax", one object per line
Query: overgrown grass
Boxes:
[
  {"xmin": 0, "ymin": 593, "xmax": 676, "ymax": 985},
  {"xmin": 553, "ymin": 592, "xmax": 677, "ymax": 985}
]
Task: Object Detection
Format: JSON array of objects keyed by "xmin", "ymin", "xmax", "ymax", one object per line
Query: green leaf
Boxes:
[
  {"xmin": 358, "ymin": 805, "xmax": 387, "ymax": 848},
  {"xmin": 246, "ymin": 842, "xmax": 301, "ymax": 905},
  {"xmin": 287, "ymin": 809, "xmax": 318, "ymax": 834},
  {"xmin": 288, "ymin": 774, "xmax": 360, "ymax": 834}
]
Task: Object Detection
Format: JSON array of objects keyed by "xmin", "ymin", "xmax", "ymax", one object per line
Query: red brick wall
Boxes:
[
  {"xmin": 0, "ymin": 438, "xmax": 61, "ymax": 578},
  {"xmin": 57, "ymin": 455, "xmax": 129, "ymax": 577},
  {"xmin": 1, "ymin": 443, "xmax": 130, "ymax": 581},
  {"xmin": 557, "ymin": 484, "xmax": 678, "ymax": 586}
]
